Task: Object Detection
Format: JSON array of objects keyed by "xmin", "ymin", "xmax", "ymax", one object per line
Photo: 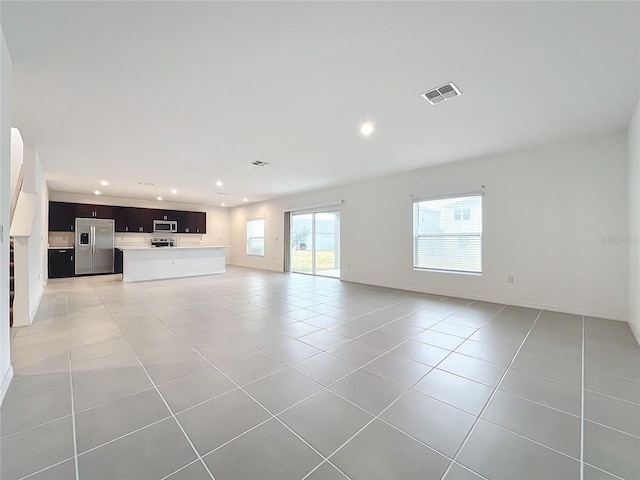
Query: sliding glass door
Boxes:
[
  {"xmin": 291, "ymin": 211, "xmax": 340, "ymax": 278},
  {"xmin": 291, "ymin": 213, "xmax": 314, "ymax": 274}
]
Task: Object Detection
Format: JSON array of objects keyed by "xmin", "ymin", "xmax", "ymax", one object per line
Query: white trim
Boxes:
[
  {"xmin": 29, "ymin": 288, "xmax": 43, "ymax": 322},
  {"xmin": 1, "ymin": 365, "xmax": 14, "ymax": 407},
  {"xmin": 284, "ymin": 200, "xmax": 343, "ymax": 213},
  {"xmin": 411, "ymin": 190, "xmax": 484, "ymax": 203},
  {"xmin": 341, "ymin": 276, "xmax": 628, "ymax": 322},
  {"xmin": 229, "ymin": 262, "xmax": 283, "ymax": 273}
]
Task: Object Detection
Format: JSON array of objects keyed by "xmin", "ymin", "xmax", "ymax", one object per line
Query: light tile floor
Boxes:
[{"xmin": 1, "ymin": 267, "xmax": 639, "ymax": 480}]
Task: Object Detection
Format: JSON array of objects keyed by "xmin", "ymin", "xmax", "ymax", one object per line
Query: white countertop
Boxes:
[
  {"xmin": 117, "ymin": 245, "xmax": 228, "ymax": 250},
  {"xmin": 120, "ymin": 244, "xmax": 227, "ymax": 282}
]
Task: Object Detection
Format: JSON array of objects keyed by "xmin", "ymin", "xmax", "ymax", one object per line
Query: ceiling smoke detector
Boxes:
[
  {"xmin": 138, "ymin": 181, "xmax": 154, "ymax": 186},
  {"xmin": 251, "ymin": 161, "xmax": 269, "ymax": 167},
  {"xmin": 421, "ymin": 82, "xmax": 462, "ymax": 105}
]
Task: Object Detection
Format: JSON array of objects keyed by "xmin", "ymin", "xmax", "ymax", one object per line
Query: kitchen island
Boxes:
[{"xmin": 118, "ymin": 246, "xmax": 227, "ymax": 282}]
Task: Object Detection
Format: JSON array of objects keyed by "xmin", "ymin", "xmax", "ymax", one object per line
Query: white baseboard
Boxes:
[
  {"xmin": 1, "ymin": 365, "xmax": 14, "ymax": 407},
  {"xmin": 29, "ymin": 288, "xmax": 44, "ymax": 323},
  {"xmin": 341, "ymin": 276, "xmax": 627, "ymax": 322},
  {"xmin": 228, "ymin": 262, "xmax": 283, "ymax": 273},
  {"xmin": 224, "ymin": 264, "xmax": 627, "ymax": 322}
]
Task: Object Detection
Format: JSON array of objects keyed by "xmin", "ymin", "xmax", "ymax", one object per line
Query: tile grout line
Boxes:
[
  {"xmin": 157, "ymin": 289, "xmax": 455, "ymax": 479},
  {"xmin": 439, "ymin": 308, "xmax": 544, "ymax": 480},
  {"xmin": 93, "ymin": 289, "xmax": 218, "ymax": 480},
  {"xmin": 580, "ymin": 315, "xmax": 585, "ymax": 480},
  {"xmin": 19, "ymin": 273, "xmax": 629, "ymax": 480},
  {"xmin": 173, "ymin": 295, "xmax": 503, "ymax": 480},
  {"xmin": 111, "ymin": 280, "xmax": 361, "ymax": 479},
  {"xmin": 65, "ymin": 288, "xmax": 80, "ymax": 480},
  {"xmin": 305, "ymin": 302, "xmax": 510, "ymax": 480}
]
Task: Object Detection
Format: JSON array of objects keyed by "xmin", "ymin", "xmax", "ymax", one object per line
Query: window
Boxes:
[
  {"xmin": 246, "ymin": 218, "xmax": 265, "ymax": 256},
  {"xmin": 413, "ymin": 194, "xmax": 482, "ymax": 274},
  {"xmin": 454, "ymin": 207, "xmax": 471, "ymax": 221}
]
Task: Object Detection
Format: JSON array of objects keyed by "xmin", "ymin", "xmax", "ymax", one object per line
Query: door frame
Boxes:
[{"xmin": 286, "ymin": 207, "xmax": 341, "ymax": 278}]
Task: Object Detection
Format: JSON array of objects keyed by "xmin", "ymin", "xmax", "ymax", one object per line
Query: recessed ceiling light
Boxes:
[
  {"xmin": 171, "ymin": 189, "xmax": 177, "ymax": 194},
  {"xmin": 94, "ymin": 190, "xmax": 101, "ymax": 195},
  {"xmin": 221, "ymin": 202, "xmax": 226, "ymax": 207},
  {"xmin": 100, "ymin": 180, "xmax": 109, "ymax": 186},
  {"xmin": 157, "ymin": 196, "xmax": 163, "ymax": 201},
  {"xmin": 243, "ymin": 197, "xmax": 248, "ymax": 202},
  {"xmin": 360, "ymin": 122, "xmax": 375, "ymax": 136},
  {"xmin": 215, "ymin": 180, "xmax": 223, "ymax": 187}
]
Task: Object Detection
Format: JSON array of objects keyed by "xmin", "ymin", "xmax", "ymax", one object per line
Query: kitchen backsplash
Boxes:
[
  {"xmin": 48, "ymin": 232, "xmax": 74, "ymax": 247},
  {"xmin": 48, "ymin": 232, "xmax": 203, "ymax": 248},
  {"xmin": 115, "ymin": 234, "xmax": 203, "ymax": 247}
]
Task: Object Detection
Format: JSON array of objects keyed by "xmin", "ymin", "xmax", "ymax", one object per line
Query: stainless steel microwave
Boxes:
[{"xmin": 153, "ymin": 220, "xmax": 178, "ymax": 233}]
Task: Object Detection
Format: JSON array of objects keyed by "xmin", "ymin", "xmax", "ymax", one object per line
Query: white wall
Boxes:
[
  {"xmin": 10, "ymin": 127, "xmax": 22, "ymax": 202},
  {"xmin": 48, "ymin": 192, "xmax": 231, "ymax": 262},
  {"xmin": 1, "ymin": 28, "xmax": 14, "ymax": 405},
  {"xmin": 629, "ymin": 100, "xmax": 640, "ymax": 343},
  {"xmin": 230, "ymin": 131, "xmax": 629, "ymax": 321},
  {"xmin": 11, "ymin": 145, "xmax": 47, "ymax": 327},
  {"xmin": 28, "ymin": 149, "xmax": 46, "ymax": 318}
]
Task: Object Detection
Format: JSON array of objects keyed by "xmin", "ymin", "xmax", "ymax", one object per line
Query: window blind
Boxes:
[
  {"xmin": 413, "ymin": 194, "xmax": 482, "ymax": 274},
  {"xmin": 246, "ymin": 218, "xmax": 265, "ymax": 256}
]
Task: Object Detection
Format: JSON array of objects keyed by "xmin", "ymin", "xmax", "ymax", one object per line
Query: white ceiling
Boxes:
[{"xmin": 2, "ymin": 1, "xmax": 639, "ymax": 207}]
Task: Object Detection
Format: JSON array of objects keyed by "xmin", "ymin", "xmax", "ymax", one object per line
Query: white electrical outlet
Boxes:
[{"xmin": 507, "ymin": 275, "xmax": 514, "ymax": 283}]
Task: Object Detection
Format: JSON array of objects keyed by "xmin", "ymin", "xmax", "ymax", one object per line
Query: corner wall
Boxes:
[
  {"xmin": 629, "ymin": 100, "xmax": 640, "ymax": 343},
  {"xmin": 230, "ymin": 131, "xmax": 628, "ymax": 321},
  {"xmin": 27, "ymin": 149, "xmax": 45, "ymax": 319},
  {"xmin": 1, "ymin": 28, "xmax": 14, "ymax": 404}
]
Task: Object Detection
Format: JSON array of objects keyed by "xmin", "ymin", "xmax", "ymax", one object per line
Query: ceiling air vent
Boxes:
[
  {"xmin": 421, "ymin": 82, "xmax": 462, "ymax": 105},
  {"xmin": 251, "ymin": 161, "xmax": 269, "ymax": 167}
]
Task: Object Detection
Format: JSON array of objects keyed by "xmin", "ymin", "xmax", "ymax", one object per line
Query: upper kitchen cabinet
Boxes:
[
  {"xmin": 153, "ymin": 209, "xmax": 205, "ymax": 233},
  {"xmin": 75, "ymin": 203, "xmax": 115, "ymax": 219},
  {"xmin": 111, "ymin": 206, "xmax": 128, "ymax": 232},
  {"xmin": 183, "ymin": 211, "xmax": 206, "ymax": 234},
  {"xmin": 49, "ymin": 202, "xmax": 77, "ymax": 231},
  {"xmin": 122, "ymin": 207, "xmax": 153, "ymax": 233},
  {"xmin": 152, "ymin": 209, "xmax": 185, "ymax": 223},
  {"xmin": 49, "ymin": 201, "xmax": 204, "ymax": 234}
]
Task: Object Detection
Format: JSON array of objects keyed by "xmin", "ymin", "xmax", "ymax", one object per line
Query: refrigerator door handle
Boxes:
[{"xmin": 91, "ymin": 225, "xmax": 96, "ymax": 255}]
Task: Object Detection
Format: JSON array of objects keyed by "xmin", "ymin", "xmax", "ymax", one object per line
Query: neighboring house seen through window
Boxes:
[
  {"xmin": 246, "ymin": 218, "xmax": 265, "ymax": 256},
  {"xmin": 413, "ymin": 194, "xmax": 482, "ymax": 274}
]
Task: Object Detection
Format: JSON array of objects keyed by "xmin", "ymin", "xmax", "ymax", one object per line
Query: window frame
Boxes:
[
  {"xmin": 246, "ymin": 217, "xmax": 265, "ymax": 257},
  {"xmin": 412, "ymin": 193, "xmax": 483, "ymax": 275}
]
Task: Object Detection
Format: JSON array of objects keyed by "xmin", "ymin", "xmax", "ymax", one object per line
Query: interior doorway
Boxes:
[{"xmin": 290, "ymin": 210, "xmax": 340, "ymax": 278}]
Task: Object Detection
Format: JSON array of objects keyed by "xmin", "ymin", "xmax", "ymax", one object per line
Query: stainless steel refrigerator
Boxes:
[{"xmin": 75, "ymin": 218, "xmax": 115, "ymax": 275}]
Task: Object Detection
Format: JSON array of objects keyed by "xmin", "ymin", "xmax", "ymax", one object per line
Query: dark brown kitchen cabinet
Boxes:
[
  {"xmin": 153, "ymin": 209, "xmax": 185, "ymax": 223},
  {"xmin": 114, "ymin": 248, "xmax": 123, "ymax": 274},
  {"xmin": 49, "ymin": 202, "xmax": 77, "ymax": 231},
  {"xmin": 122, "ymin": 207, "xmax": 153, "ymax": 233},
  {"xmin": 154, "ymin": 209, "xmax": 205, "ymax": 233},
  {"xmin": 111, "ymin": 206, "xmax": 128, "ymax": 232},
  {"xmin": 49, "ymin": 202, "xmax": 205, "ymax": 234},
  {"xmin": 183, "ymin": 211, "xmax": 206, "ymax": 234},
  {"xmin": 75, "ymin": 203, "xmax": 115, "ymax": 219},
  {"xmin": 48, "ymin": 248, "xmax": 75, "ymax": 278}
]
